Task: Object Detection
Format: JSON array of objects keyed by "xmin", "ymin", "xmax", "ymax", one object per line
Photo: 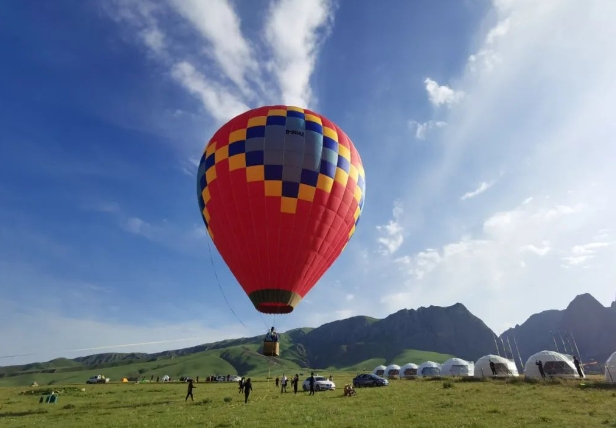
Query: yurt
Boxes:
[
  {"xmin": 440, "ymin": 358, "xmax": 475, "ymax": 377},
  {"xmin": 605, "ymin": 351, "xmax": 616, "ymax": 383},
  {"xmin": 162, "ymin": 375, "xmax": 170, "ymax": 382},
  {"xmin": 474, "ymin": 354, "xmax": 519, "ymax": 378},
  {"xmin": 373, "ymin": 365, "xmax": 386, "ymax": 377},
  {"xmin": 417, "ymin": 361, "xmax": 441, "ymax": 378},
  {"xmin": 400, "ymin": 363, "xmax": 419, "ymax": 379},
  {"xmin": 524, "ymin": 350, "xmax": 579, "ymax": 379},
  {"xmin": 385, "ymin": 364, "xmax": 401, "ymax": 379}
]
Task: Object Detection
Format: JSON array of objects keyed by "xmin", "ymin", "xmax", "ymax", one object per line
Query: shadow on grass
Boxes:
[
  {"xmin": 578, "ymin": 382, "xmax": 616, "ymax": 390},
  {"xmin": 0, "ymin": 409, "xmax": 48, "ymax": 418},
  {"xmin": 108, "ymin": 400, "xmax": 175, "ymax": 410}
]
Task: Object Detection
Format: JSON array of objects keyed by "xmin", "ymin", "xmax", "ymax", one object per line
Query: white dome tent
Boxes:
[
  {"xmin": 474, "ymin": 355, "xmax": 519, "ymax": 378},
  {"xmin": 385, "ymin": 364, "xmax": 401, "ymax": 379},
  {"xmin": 605, "ymin": 352, "xmax": 616, "ymax": 383},
  {"xmin": 440, "ymin": 358, "xmax": 475, "ymax": 377},
  {"xmin": 373, "ymin": 365, "xmax": 386, "ymax": 377},
  {"xmin": 400, "ymin": 363, "xmax": 419, "ymax": 379},
  {"xmin": 417, "ymin": 361, "xmax": 441, "ymax": 378},
  {"xmin": 524, "ymin": 350, "xmax": 579, "ymax": 379}
]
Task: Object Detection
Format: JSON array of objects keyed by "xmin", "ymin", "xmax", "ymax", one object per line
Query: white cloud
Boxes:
[
  {"xmin": 171, "ymin": 61, "xmax": 249, "ymax": 123},
  {"xmin": 141, "ymin": 27, "xmax": 165, "ymax": 53},
  {"xmin": 376, "ymin": 200, "xmax": 404, "ymax": 255},
  {"xmin": 103, "ymin": 0, "xmax": 166, "ymax": 56},
  {"xmin": 522, "ymin": 241, "xmax": 551, "ymax": 256},
  {"xmin": 409, "ymin": 120, "xmax": 447, "ymax": 140},
  {"xmin": 168, "ymin": 0, "xmax": 259, "ymax": 96},
  {"xmin": 263, "ymin": 0, "xmax": 335, "ymax": 107},
  {"xmin": 562, "ymin": 241, "xmax": 611, "ymax": 267},
  {"xmin": 424, "ymin": 77, "xmax": 464, "ymax": 107},
  {"xmin": 485, "ymin": 17, "xmax": 511, "ymax": 45},
  {"xmin": 396, "ymin": 249, "xmax": 442, "ymax": 280},
  {"xmin": 467, "ymin": 17, "xmax": 510, "ymax": 74},
  {"xmin": 460, "ymin": 181, "xmax": 494, "ymax": 200},
  {"xmin": 380, "ymin": 196, "xmax": 615, "ymax": 334},
  {"xmin": 104, "ymin": 0, "xmax": 335, "ymax": 126},
  {"xmin": 121, "ymin": 215, "xmax": 206, "ymax": 251}
]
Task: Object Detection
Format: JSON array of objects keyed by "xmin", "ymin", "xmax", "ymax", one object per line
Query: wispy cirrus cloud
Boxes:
[
  {"xmin": 103, "ymin": 0, "xmax": 336, "ymax": 128},
  {"xmin": 83, "ymin": 200, "xmax": 205, "ymax": 254},
  {"xmin": 375, "ymin": 200, "xmax": 404, "ymax": 255},
  {"xmin": 263, "ymin": 0, "xmax": 335, "ymax": 107},
  {"xmin": 409, "ymin": 120, "xmax": 447, "ymax": 140},
  {"xmin": 460, "ymin": 181, "xmax": 494, "ymax": 200},
  {"xmin": 168, "ymin": 0, "xmax": 260, "ymax": 97}
]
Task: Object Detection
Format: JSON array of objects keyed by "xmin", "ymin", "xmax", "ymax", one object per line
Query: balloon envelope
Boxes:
[{"xmin": 197, "ymin": 105, "xmax": 365, "ymax": 314}]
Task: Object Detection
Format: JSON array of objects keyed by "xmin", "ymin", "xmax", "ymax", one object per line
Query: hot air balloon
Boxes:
[{"xmin": 196, "ymin": 105, "xmax": 365, "ymax": 355}]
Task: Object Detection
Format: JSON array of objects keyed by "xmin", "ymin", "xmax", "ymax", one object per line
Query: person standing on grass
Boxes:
[
  {"xmin": 293, "ymin": 374, "xmax": 299, "ymax": 394},
  {"xmin": 244, "ymin": 378, "xmax": 253, "ymax": 403},
  {"xmin": 489, "ymin": 360, "xmax": 497, "ymax": 376},
  {"xmin": 536, "ymin": 360, "xmax": 546, "ymax": 379},
  {"xmin": 185, "ymin": 379, "xmax": 196, "ymax": 401},
  {"xmin": 309, "ymin": 372, "xmax": 315, "ymax": 395},
  {"xmin": 281, "ymin": 374, "xmax": 288, "ymax": 393},
  {"xmin": 573, "ymin": 356, "xmax": 585, "ymax": 378},
  {"xmin": 239, "ymin": 376, "xmax": 245, "ymax": 393}
]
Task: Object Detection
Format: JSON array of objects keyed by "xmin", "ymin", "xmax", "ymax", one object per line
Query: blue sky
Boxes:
[{"xmin": 2, "ymin": 0, "xmax": 615, "ymax": 365}]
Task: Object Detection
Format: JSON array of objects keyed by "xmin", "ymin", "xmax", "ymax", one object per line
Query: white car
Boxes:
[
  {"xmin": 302, "ymin": 376, "xmax": 335, "ymax": 391},
  {"xmin": 86, "ymin": 375, "xmax": 109, "ymax": 384}
]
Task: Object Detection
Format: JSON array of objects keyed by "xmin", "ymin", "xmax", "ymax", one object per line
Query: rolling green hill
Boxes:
[
  {"xmin": 0, "ymin": 301, "xmax": 502, "ymax": 387},
  {"xmin": 0, "ymin": 342, "xmax": 452, "ymax": 387}
]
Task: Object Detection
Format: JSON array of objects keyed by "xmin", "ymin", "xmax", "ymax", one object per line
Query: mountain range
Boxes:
[{"xmin": 1, "ymin": 293, "xmax": 614, "ymax": 385}]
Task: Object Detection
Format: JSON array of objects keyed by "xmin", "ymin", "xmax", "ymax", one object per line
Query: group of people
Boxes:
[
  {"xmin": 185, "ymin": 377, "xmax": 255, "ymax": 403},
  {"xmin": 264, "ymin": 326, "xmax": 279, "ymax": 342},
  {"xmin": 275, "ymin": 373, "xmax": 300, "ymax": 394},
  {"xmin": 237, "ymin": 377, "xmax": 253, "ymax": 403}
]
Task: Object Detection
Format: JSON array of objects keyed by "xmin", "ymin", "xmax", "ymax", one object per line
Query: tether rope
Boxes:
[{"xmin": 206, "ymin": 238, "xmax": 249, "ymax": 331}]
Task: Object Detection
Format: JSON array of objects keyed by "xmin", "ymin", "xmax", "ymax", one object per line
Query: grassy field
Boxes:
[
  {"xmin": 1, "ymin": 373, "xmax": 615, "ymax": 428},
  {"xmin": 0, "ymin": 346, "xmax": 455, "ymax": 388}
]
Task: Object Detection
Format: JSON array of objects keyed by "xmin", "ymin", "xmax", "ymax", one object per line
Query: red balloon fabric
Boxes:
[{"xmin": 197, "ymin": 105, "xmax": 365, "ymax": 314}]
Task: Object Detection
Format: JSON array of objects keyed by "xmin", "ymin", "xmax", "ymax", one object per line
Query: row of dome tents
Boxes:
[
  {"xmin": 373, "ymin": 350, "xmax": 616, "ymax": 381},
  {"xmin": 373, "ymin": 359, "xmax": 474, "ymax": 379}
]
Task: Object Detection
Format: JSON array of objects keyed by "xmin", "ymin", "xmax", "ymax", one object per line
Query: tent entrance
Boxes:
[
  {"xmin": 421, "ymin": 367, "xmax": 440, "ymax": 376},
  {"xmin": 543, "ymin": 361, "xmax": 575, "ymax": 376},
  {"xmin": 492, "ymin": 363, "xmax": 512, "ymax": 375},
  {"xmin": 449, "ymin": 365, "xmax": 470, "ymax": 376}
]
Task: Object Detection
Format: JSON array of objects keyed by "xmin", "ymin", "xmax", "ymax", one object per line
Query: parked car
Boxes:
[
  {"xmin": 86, "ymin": 375, "xmax": 110, "ymax": 384},
  {"xmin": 302, "ymin": 375, "xmax": 336, "ymax": 391},
  {"xmin": 352, "ymin": 373, "xmax": 389, "ymax": 387}
]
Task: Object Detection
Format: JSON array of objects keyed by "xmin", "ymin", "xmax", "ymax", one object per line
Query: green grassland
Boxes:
[
  {"xmin": 1, "ymin": 374, "xmax": 615, "ymax": 428},
  {"xmin": 0, "ymin": 345, "xmax": 305, "ymax": 387},
  {"xmin": 0, "ymin": 346, "xmax": 453, "ymax": 388}
]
